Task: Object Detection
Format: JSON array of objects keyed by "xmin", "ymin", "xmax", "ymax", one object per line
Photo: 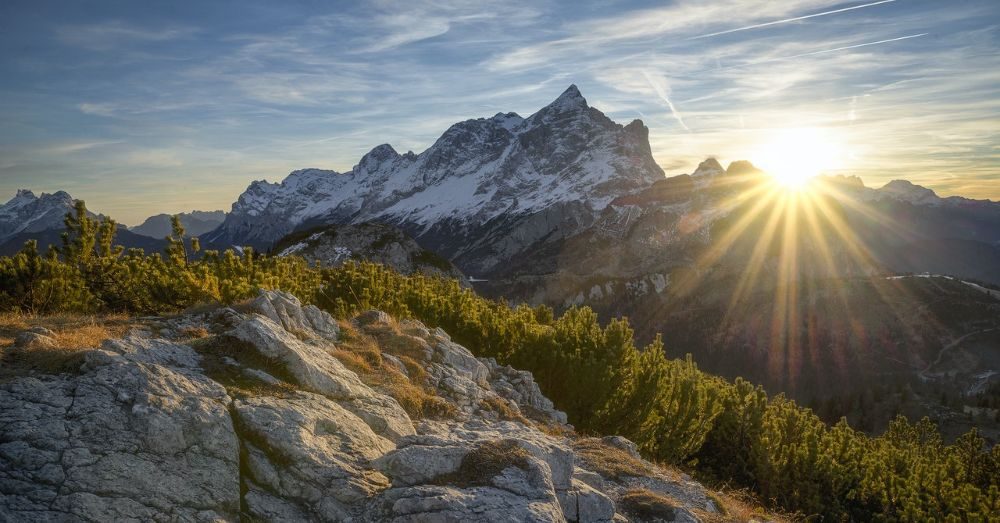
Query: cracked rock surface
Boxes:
[{"xmin": 1, "ymin": 290, "xmax": 721, "ymax": 522}]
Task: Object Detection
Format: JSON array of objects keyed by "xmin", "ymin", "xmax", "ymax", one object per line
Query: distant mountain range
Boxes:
[
  {"xmin": 6, "ymin": 86, "xmax": 997, "ymax": 284},
  {"xmin": 3, "ymin": 85, "xmax": 999, "ymax": 438},
  {"xmin": 129, "ymin": 211, "xmax": 227, "ymax": 239},
  {"xmin": 0, "ymin": 191, "xmax": 221, "ymax": 256}
]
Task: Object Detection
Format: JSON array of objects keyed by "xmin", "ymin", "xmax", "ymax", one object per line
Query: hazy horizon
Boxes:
[{"xmin": 2, "ymin": 0, "xmax": 998, "ymax": 224}]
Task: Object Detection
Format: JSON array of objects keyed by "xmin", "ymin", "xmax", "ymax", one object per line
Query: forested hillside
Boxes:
[{"xmin": 1, "ymin": 203, "xmax": 998, "ymax": 520}]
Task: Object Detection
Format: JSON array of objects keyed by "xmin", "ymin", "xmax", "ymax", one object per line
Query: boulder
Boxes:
[
  {"xmin": 559, "ymin": 479, "xmax": 616, "ymax": 523},
  {"xmin": 234, "ymin": 392, "xmax": 394, "ymax": 520},
  {"xmin": 250, "ymin": 289, "xmax": 339, "ymax": 341},
  {"xmin": 0, "ymin": 337, "xmax": 239, "ymax": 522},
  {"xmin": 229, "ymin": 313, "xmax": 415, "ymax": 441},
  {"xmin": 483, "ymin": 357, "xmax": 568, "ymax": 425},
  {"xmin": 13, "ymin": 331, "xmax": 54, "ymax": 349}
]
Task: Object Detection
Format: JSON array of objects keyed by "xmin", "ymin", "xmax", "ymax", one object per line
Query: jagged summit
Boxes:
[
  {"xmin": 541, "ymin": 84, "xmax": 586, "ymax": 111},
  {"xmin": 206, "ymin": 85, "xmax": 665, "ymax": 271}
]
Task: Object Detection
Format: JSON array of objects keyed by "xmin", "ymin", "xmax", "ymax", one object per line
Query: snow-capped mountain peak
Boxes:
[
  {"xmin": 530, "ymin": 84, "xmax": 588, "ymax": 121},
  {"xmin": 878, "ymin": 179, "xmax": 940, "ymax": 205},
  {"xmin": 207, "ymin": 85, "xmax": 666, "ymax": 272},
  {"xmin": 0, "ymin": 189, "xmax": 77, "ymax": 244}
]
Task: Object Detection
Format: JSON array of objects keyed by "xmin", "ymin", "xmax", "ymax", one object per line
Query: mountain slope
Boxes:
[
  {"xmin": 272, "ymin": 222, "xmax": 468, "ymax": 284},
  {"xmin": 466, "ymin": 163, "xmax": 1000, "ymax": 439},
  {"xmin": 206, "ymin": 85, "xmax": 663, "ymax": 274},
  {"xmin": 0, "ymin": 290, "xmax": 748, "ymax": 522}
]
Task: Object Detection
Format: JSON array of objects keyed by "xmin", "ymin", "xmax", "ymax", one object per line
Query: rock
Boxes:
[
  {"xmin": 573, "ymin": 468, "xmax": 607, "ymax": 492},
  {"xmin": 250, "ymin": 289, "xmax": 339, "ymax": 341},
  {"xmin": 559, "ymin": 479, "xmax": 616, "ymax": 523},
  {"xmin": 354, "ymin": 309, "xmax": 394, "ymax": 328},
  {"xmin": 382, "ymin": 421, "xmax": 575, "ymax": 492},
  {"xmin": 13, "ymin": 331, "xmax": 54, "ymax": 349},
  {"xmin": 228, "ymin": 313, "xmax": 414, "ymax": 441},
  {"xmin": 26, "ymin": 326, "xmax": 55, "ymax": 337},
  {"xmin": 373, "ymin": 484, "xmax": 566, "ymax": 522},
  {"xmin": 0, "ymin": 338, "xmax": 240, "ymax": 522},
  {"xmin": 0, "ymin": 298, "xmax": 727, "ymax": 523},
  {"xmin": 483, "ymin": 358, "xmax": 568, "ymax": 425},
  {"xmin": 234, "ymin": 392, "xmax": 394, "ymax": 520}
]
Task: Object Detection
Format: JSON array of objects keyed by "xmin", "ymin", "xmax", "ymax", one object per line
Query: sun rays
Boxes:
[{"xmin": 657, "ymin": 164, "xmax": 944, "ymax": 389}]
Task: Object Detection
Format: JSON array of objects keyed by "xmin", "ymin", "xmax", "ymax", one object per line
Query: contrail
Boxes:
[
  {"xmin": 688, "ymin": 0, "xmax": 898, "ymax": 40},
  {"xmin": 642, "ymin": 71, "xmax": 690, "ymax": 131},
  {"xmin": 762, "ymin": 32, "xmax": 928, "ymax": 62},
  {"xmin": 721, "ymin": 32, "xmax": 929, "ymax": 71}
]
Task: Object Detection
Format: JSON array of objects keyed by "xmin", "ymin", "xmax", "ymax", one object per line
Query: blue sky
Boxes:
[{"xmin": 1, "ymin": 0, "xmax": 997, "ymax": 224}]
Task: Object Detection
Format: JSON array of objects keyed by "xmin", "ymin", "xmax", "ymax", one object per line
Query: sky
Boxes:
[{"xmin": 0, "ymin": 0, "xmax": 998, "ymax": 224}]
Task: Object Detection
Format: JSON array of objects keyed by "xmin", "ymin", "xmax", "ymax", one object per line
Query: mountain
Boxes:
[
  {"xmin": 130, "ymin": 210, "xmax": 226, "ymax": 238},
  {"xmin": 0, "ymin": 190, "xmax": 76, "ymax": 245},
  {"xmin": 466, "ymin": 163, "xmax": 1000, "ymax": 439},
  {"xmin": 271, "ymin": 222, "xmax": 468, "ymax": 284},
  {"xmin": 0, "ymin": 189, "xmax": 169, "ymax": 256},
  {"xmin": 205, "ymin": 85, "xmax": 664, "ymax": 274}
]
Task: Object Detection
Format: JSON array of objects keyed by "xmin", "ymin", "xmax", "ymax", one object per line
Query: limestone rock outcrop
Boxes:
[{"xmin": 1, "ymin": 289, "xmax": 724, "ymax": 522}]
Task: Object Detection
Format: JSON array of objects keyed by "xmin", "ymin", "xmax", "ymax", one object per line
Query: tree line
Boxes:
[{"xmin": 1, "ymin": 202, "xmax": 997, "ymax": 521}]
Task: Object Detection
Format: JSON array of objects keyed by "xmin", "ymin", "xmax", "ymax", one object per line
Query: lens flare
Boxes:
[{"xmin": 753, "ymin": 128, "xmax": 843, "ymax": 189}]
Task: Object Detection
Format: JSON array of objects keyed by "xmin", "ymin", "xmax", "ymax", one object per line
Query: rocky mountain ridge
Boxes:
[
  {"xmin": 0, "ymin": 290, "xmax": 734, "ymax": 522},
  {"xmin": 204, "ymin": 85, "xmax": 665, "ymax": 274},
  {"xmin": 272, "ymin": 222, "xmax": 468, "ymax": 284}
]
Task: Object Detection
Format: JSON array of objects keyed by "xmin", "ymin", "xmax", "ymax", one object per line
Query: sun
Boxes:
[{"xmin": 753, "ymin": 128, "xmax": 843, "ymax": 189}]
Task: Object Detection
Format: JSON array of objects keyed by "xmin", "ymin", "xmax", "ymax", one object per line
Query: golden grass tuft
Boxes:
[
  {"xmin": 431, "ymin": 440, "xmax": 531, "ymax": 488},
  {"xmin": 179, "ymin": 326, "xmax": 211, "ymax": 340},
  {"xmin": 0, "ymin": 312, "xmax": 134, "ymax": 349},
  {"xmin": 0, "ymin": 345, "xmax": 89, "ymax": 380},
  {"xmin": 572, "ymin": 438, "xmax": 656, "ymax": 480},
  {"xmin": 479, "ymin": 395, "xmax": 529, "ymax": 423},
  {"xmin": 331, "ymin": 315, "xmax": 457, "ymax": 420},
  {"xmin": 694, "ymin": 488, "xmax": 796, "ymax": 523},
  {"xmin": 619, "ymin": 488, "xmax": 679, "ymax": 521}
]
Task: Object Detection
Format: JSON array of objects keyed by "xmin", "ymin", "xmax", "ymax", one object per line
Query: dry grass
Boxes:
[
  {"xmin": 694, "ymin": 488, "xmax": 796, "ymax": 523},
  {"xmin": 0, "ymin": 345, "xmax": 90, "ymax": 380},
  {"xmin": 0, "ymin": 312, "xmax": 141, "ymax": 381},
  {"xmin": 178, "ymin": 326, "xmax": 211, "ymax": 340},
  {"xmin": 619, "ymin": 488, "xmax": 679, "ymax": 521},
  {"xmin": 0, "ymin": 312, "xmax": 134, "ymax": 348},
  {"xmin": 572, "ymin": 438, "xmax": 656, "ymax": 480},
  {"xmin": 332, "ymin": 317, "xmax": 456, "ymax": 420},
  {"xmin": 479, "ymin": 395, "xmax": 529, "ymax": 423},
  {"xmin": 431, "ymin": 440, "xmax": 531, "ymax": 488}
]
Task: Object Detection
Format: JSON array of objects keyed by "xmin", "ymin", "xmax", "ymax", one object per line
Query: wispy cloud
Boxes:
[
  {"xmin": 45, "ymin": 140, "xmax": 125, "ymax": 155},
  {"xmin": 1, "ymin": 0, "xmax": 998, "ymax": 222},
  {"xmin": 56, "ymin": 21, "xmax": 197, "ymax": 50},
  {"xmin": 642, "ymin": 71, "xmax": 690, "ymax": 131}
]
